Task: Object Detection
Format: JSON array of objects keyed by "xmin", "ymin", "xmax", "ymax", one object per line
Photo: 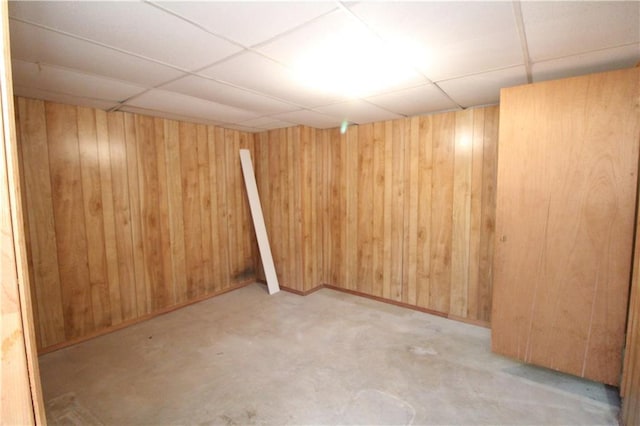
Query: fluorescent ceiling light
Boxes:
[{"xmin": 293, "ymin": 27, "xmax": 427, "ymax": 98}]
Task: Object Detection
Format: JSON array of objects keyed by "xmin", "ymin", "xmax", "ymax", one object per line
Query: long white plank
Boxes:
[{"xmin": 239, "ymin": 149, "xmax": 280, "ymax": 295}]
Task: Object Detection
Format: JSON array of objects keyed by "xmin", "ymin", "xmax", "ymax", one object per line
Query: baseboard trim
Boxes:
[{"xmin": 256, "ymin": 280, "xmax": 491, "ymax": 329}]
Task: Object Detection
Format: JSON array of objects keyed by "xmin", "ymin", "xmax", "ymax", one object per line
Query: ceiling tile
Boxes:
[
  {"xmin": 9, "ymin": 1, "xmax": 242, "ymax": 70},
  {"xmin": 13, "ymin": 85, "xmax": 119, "ymax": 111},
  {"xmin": 314, "ymin": 100, "xmax": 402, "ymax": 124},
  {"xmin": 12, "ymin": 59, "xmax": 146, "ymax": 102},
  {"xmin": 532, "ymin": 44, "xmax": 640, "ymax": 83},
  {"xmin": 9, "ymin": 19, "xmax": 184, "ymax": 87},
  {"xmin": 199, "ymin": 52, "xmax": 349, "ymax": 108},
  {"xmin": 162, "ymin": 75, "xmax": 299, "ymax": 115},
  {"xmin": 366, "ymin": 84, "xmax": 460, "ymax": 117},
  {"xmin": 118, "ymin": 105, "xmax": 222, "ymax": 127},
  {"xmin": 348, "ymin": 2, "xmax": 523, "ymax": 81},
  {"xmin": 272, "ymin": 109, "xmax": 344, "ymax": 129},
  {"xmin": 126, "ymin": 89, "xmax": 260, "ymax": 124},
  {"xmin": 153, "ymin": 1, "xmax": 335, "ymax": 47},
  {"xmin": 438, "ymin": 66, "xmax": 528, "ymax": 108},
  {"xmin": 522, "ymin": 1, "xmax": 640, "ymax": 61}
]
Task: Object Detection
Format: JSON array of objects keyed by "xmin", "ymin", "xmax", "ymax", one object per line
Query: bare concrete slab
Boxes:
[{"xmin": 39, "ymin": 283, "xmax": 619, "ymax": 425}]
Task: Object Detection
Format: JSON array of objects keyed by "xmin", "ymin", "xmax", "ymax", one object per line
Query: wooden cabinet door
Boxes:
[{"xmin": 491, "ymin": 67, "xmax": 640, "ymax": 386}]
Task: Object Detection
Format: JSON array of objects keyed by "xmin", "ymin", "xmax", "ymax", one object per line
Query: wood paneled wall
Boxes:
[
  {"xmin": 255, "ymin": 106, "xmax": 498, "ymax": 324},
  {"xmin": 324, "ymin": 108, "xmax": 498, "ymax": 323},
  {"xmin": 253, "ymin": 126, "xmax": 328, "ymax": 293},
  {"xmin": 16, "ymin": 97, "xmax": 256, "ymax": 351}
]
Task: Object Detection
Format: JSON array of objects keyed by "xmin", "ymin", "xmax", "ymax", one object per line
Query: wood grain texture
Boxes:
[
  {"xmin": 491, "ymin": 68, "xmax": 640, "ymax": 386},
  {"xmin": 253, "ymin": 126, "xmax": 324, "ymax": 292},
  {"xmin": 23, "ymin": 99, "xmax": 498, "ymax": 353},
  {"xmin": 17, "ymin": 98, "xmax": 258, "ymax": 351},
  {"xmin": 253, "ymin": 107, "xmax": 497, "ymax": 323},
  {"xmin": 2, "ymin": 2, "xmax": 45, "ymax": 417},
  {"xmin": 1, "ymin": 93, "xmax": 36, "ymax": 426}
]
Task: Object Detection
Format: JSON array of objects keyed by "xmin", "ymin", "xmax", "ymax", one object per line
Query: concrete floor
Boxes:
[{"xmin": 40, "ymin": 283, "xmax": 620, "ymax": 425}]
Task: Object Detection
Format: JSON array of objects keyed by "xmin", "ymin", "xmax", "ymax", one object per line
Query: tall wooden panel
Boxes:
[
  {"xmin": 492, "ymin": 68, "xmax": 640, "ymax": 385},
  {"xmin": 0, "ymin": 0, "xmax": 45, "ymax": 420}
]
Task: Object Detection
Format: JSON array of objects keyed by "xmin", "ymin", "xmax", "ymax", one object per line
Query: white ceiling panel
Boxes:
[
  {"xmin": 366, "ymin": 84, "xmax": 460, "ymax": 117},
  {"xmin": 8, "ymin": 1, "xmax": 241, "ymax": 70},
  {"xmin": 522, "ymin": 1, "xmax": 640, "ymax": 61},
  {"xmin": 8, "ymin": 1, "xmax": 639, "ymax": 129},
  {"xmin": 127, "ymin": 89, "xmax": 260, "ymax": 124},
  {"xmin": 272, "ymin": 109, "xmax": 344, "ymax": 130},
  {"xmin": 13, "ymin": 85, "xmax": 119, "ymax": 111},
  {"xmin": 256, "ymin": 9, "xmax": 354, "ymax": 66},
  {"xmin": 314, "ymin": 100, "xmax": 402, "ymax": 124},
  {"xmin": 438, "ymin": 66, "xmax": 528, "ymax": 108},
  {"xmin": 532, "ymin": 44, "xmax": 640, "ymax": 83},
  {"xmin": 118, "ymin": 105, "xmax": 223, "ymax": 127},
  {"xmin": 9, "ymin": 19, "xmax": 183, "ymax": 87},
  {"xmin": 348, "ymin": 2, "xmax": 523, "ymax": 81},
  {"xmin": 12, "ymin": 59, "xmax": 146, "ymax": 102},
  {"xmin": 162, "ymin": 75, "xmax": 299, "ymax": 115},
  {"xmin": 153, "ymin": 1, "xmax": 335, "ymax": 47},
  {"xmin": 199, "ymin": 52, "xmax": 350, "ymax": 108}
]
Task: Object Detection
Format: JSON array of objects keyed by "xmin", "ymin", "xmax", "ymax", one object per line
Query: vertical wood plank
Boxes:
[
  {"xmin": 208, "ymin": 126, "xmax": 223, "ymax": 290},
  {"xmin": 164, "ymin": 120, "xmax": 188, "ymax": 303},
  {"xmin": 356, "ymin": 124, "xmax": 374, "ymax": 295},
  {"xmin": 180, "ymin": 122, "xmax": 204, "ymax": 298},
  {"xmin": 290, "ymin": 127, "xmax": 303, "ymax": 289},
  {"xmin": 403, "ymin": 117, "xmax": 420, "ymax": 305},
  {"xmin": 123, "ymin": 112, "xmax": 146, "ymax": 317},
  {"xmin": 96, "ymin": 110, "xmax": 122, "ymax": 325},
  {"xmin": 390, "ymin": 119, "xmax": 404, "ymax": 301},
  {"xmin": 371, "ymin": 122, "xmax": 385, "ymax": 298},
  {"xmin": 214, "ymin": 128, "xmax": 231, "ymax": 287},
  {"xmin": 430, "ymin": 112, "xmax": 455, "ymax": 313},
  {"xmin": 197, "ymin": 125, "xmax": 213, "ymax": 292},
  {"xmin": 17, "ymin": 98, "xmax": 65, "ymax": 346},
  {"xmin": 136, "ymin": 115, "xmax": 164, "ymax": 313},
  {"xmin": 467, "ymin": 109, "xmax": 485, "ymax": 320},
  {"xmin": 450, "ymin": 110, "xmax": 473, "ymax": 317},
  {"xmin": 345, "ymin": 126, "xmax": 359, "ymax": 291},
  {"xmin": 382, "ymin": 121, "xmax": 393, "ymax": 300},
  {"xmin": 77, "ymin": 106, "xmax": 111, "ymax": 329},
  {"xmin": 46, "ymin": 102, "xmax": 94, "ymax": 338},
  {"xmin": 239, "ymin": 132, "xmax": 255, "ymax": 278},
  {"xmin": 478, "ymin": 106, "xmax": 499, "ymax": 321},
  {"xmin": 416, "ymin": 116, "xmax": 433, "ymax": 309},
  {"xmin": 107, "ymin": 112, "xmax": 137, "ymax": 320},
  {"xmin": 154, "ymin": 118, "xmax": 175, "ymax": 308}
]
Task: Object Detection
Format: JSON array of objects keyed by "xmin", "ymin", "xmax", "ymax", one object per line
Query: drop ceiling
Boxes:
[{"xmin": 9, "ymin": 1, "xmax": 640, "ymax": 133}]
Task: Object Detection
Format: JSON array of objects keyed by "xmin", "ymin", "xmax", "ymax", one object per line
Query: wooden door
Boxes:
[{"xmin": 491, "ymin": 67, "xmax": 640, "ymax": 386}]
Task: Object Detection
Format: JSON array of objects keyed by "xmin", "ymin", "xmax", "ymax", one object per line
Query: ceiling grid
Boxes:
[{"xmin": 8, "ymin": 1, "xmax": 639, "ymax": 132}]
